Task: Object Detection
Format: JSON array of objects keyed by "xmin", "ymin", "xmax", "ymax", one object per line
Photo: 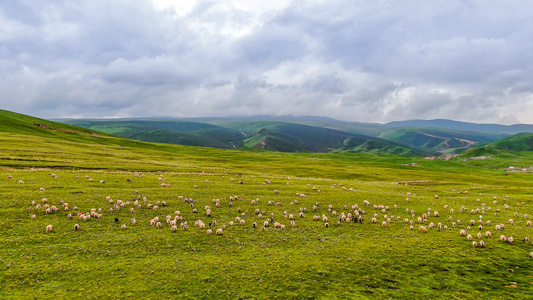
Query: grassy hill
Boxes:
[
  {"xmin": 63, "ymin": 118, "xmax": 435, "ymax": 156},
  {"xmin": 463, "ymin": 132, "xmax": 533, "ymax": 156},
  {"xmin": 60, "ymin": 116, "xmax": 516, "ymax": 155},
  {"xmin": 380, "ymin": 127, "xmax": 506, "ymax": 153},
  {"xmin": 386, "ymin": 119, "xmax": 533, "ymax": 135},
  {"xmin": 63, "ymin": 119, "xmax": 245, "ymax": 149},
  {"xmin": 1, "ymin": 110, "xmax": 533, "ymax": 298}
]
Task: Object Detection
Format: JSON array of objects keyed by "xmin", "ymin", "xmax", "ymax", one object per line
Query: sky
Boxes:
[{"xmin": 1, "ymin": 0, "xmax": 532, "ymax": 124}]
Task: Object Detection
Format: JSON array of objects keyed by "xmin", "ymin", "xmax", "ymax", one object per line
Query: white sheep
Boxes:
[{"xmin": 45, "ymin": 224, "xmax": 52, "ymax": 233}]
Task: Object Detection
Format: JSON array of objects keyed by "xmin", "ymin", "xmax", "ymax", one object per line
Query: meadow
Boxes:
[{"xmin": 1, "ymin": 127, "xmax": 533, "ymax": 299}]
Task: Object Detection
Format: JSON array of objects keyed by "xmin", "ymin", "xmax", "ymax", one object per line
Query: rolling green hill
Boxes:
[
  {"xmin": 386, "ymin": 119, "xmax": 533, "ymax": 134},
  {"xmin": 379, "ymin": 127, "xmax": 506, "ymax": 153},
  {"xmin": 59, "ymin": 116, "xmax": 515, "ymax": 155},
  {"xmin": 463, "ymin": 132, "xmax": 533, "ymax": 156},
  {"xmin": 62, "ymin": 119, "xmax": 245, "ymax": 149},
  {"xmin": 62, "ymin": 118, "xmax": 434, "ymax": 155}
]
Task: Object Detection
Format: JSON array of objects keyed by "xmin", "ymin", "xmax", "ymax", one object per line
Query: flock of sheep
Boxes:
[{"xmin": 13, "ymin": 172, "xmax": 533, "ymax": 258}]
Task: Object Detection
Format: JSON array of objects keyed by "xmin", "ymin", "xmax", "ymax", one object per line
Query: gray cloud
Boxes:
[{"xmin": 0, "ymin": 0, "xmax": 532, "ymax": 124}]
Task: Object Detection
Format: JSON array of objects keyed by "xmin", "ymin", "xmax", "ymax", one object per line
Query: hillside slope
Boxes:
[
  {"xmin": 63, "ymin": 119, "xmax": 245, "ymax": 149},
  {"xmin": 62, "ymin": 118, "xmax": 434, "ymax": 155},
  {"xmin": 463, "ymin": 132, "xmax": 533, "ymax": 156},
  {"xmin": 386, "ymin": 119, "xmax": 533, "ymax": 135},
  {"xmin": 380, "ymin": 127, "xmax": 506, "ymax": 153}
]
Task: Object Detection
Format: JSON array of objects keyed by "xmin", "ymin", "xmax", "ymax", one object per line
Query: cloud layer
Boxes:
[{"xmin": 1, "ymin": 0, "xmax": 532, "ymax": 124}]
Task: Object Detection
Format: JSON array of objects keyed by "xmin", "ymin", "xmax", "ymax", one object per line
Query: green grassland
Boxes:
[{"xmin": 1, "ymin": 110, "xmax": 533, "ymax": 299}]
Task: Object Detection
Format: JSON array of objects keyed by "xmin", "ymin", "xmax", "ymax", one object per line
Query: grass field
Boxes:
[{"xmin": 1, "ymin": 112, "xmax": 533, "ymax": 299}]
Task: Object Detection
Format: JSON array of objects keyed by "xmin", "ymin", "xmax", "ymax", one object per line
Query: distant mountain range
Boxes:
[
  {"xmin": 56, "ymin": 115, "xmax": 533, "ymax": 155},
  {"xmin": 0, "ymin": 109, "xmax": 530, "ymax": 156},
  {"xmin": 60, "ymin": 119, "xmax": 432, "ymax": 156},
  {"xmin": 385, "ymin": 119, "xmax": 533, "ymax": 135}
]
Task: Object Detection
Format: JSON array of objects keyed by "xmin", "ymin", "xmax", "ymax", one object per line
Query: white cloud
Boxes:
[{"xmin": 0, "ymin": 0, "xmax": 532, "ymax": 124}]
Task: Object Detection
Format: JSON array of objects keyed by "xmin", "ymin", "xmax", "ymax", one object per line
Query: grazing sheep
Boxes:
[
  {"xmin": 171, "ymin": 225, "xmax": 177, "ymax": 232},
  {"xmin": 485, "ymin": 231, "xmax": 492, "ymax": 238},
  {"xmin": 508, "ymin": 236, "xmax": 514, "ymax": 244},
  {"xmin": 31, "ymin": 215, "xmax": 36, "ymax": 220},
  {"xmin": 74, "ymin": 224, "xmax": 79, "ymax": 231},
  {"xmin": 121, "ymin": 224, "xmax": 126, "ymax": 230},
  {"xmin": 381, "ymin": 221, "xmax": 387, "ymax": 227},
  {"xmin": 509, "ymin": 219, "xmax": 514, "ymax": 225},
  {"xmin": 419, "ymin": 226, "xmax": 427, "ymax": 233},
  {"xmin": 500, "ymin": 235, "xmax": 507, "ymax": 242},
  {"xmin": 45, "ymin": 225, "xmax": 52, "ymax": 233},
  {"xmin": 467, "ymin": 234, "xmax": 473, "ymax": 241},
  {"xmin": 472, "ymin": 241, "xmax": 478, "ymax": 248},
  {"xmin": 477, "ymin": 232, "xmax": 482, "ymax": 239},
  {"xmin": 216, "ymin": 228, "xmax": 223, "ymax": 235},
  {"xmin": 460, "ymin": 230, "xmax": 467, "ymax": 236}
]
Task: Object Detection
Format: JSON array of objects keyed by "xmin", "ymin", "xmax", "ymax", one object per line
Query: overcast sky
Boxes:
[{"xmin": 1, "ymin": 0, "xmax": 532, "ymax": 124}]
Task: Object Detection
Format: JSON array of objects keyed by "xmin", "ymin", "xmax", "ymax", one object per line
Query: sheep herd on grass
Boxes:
[{"xmin": 9, "ymin": 172, "xmax": 533, "ymax": 258}]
